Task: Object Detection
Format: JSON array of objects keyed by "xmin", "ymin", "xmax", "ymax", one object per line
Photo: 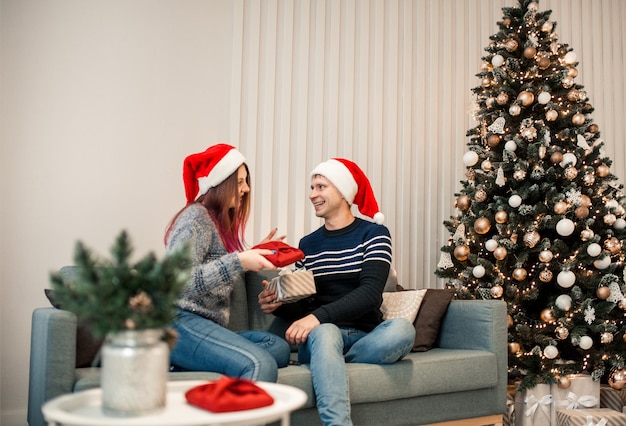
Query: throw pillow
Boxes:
[
  {"xmin": 380, "ymin": 289, "xmax": 427, "ymax": 323},
  {"xmin": 45, "ymin": 289, "xmax": 104, "ymax": 367},
  {"xmin": 412, "ymin": 288, "xmax": 455, "ymax": 352}
]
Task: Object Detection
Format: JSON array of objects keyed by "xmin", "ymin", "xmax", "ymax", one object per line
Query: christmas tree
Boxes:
[{"xmin": 435, "ymin": 0, "xmax": 626, "ymax": 392}]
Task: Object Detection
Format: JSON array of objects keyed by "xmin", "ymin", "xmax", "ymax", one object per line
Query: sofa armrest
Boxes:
[{"xmin": 28, "ymin": 307, "xmax": 78, "ymax": 426}]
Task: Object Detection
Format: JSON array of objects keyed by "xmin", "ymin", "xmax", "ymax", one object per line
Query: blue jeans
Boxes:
[
  {"xmin": 170, "ymin": 310, "xmax": 291, "ymax": 382},
  {"xmin": 298, "ymin": 318, "xmax": 416, "ymax": 426}
]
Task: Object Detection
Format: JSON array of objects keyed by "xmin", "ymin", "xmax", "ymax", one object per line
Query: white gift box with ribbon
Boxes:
[
  {"xmin": 515, "ymin": 383, "xmax": 553, "ymax": 426},
  {"xmin": 265, "ymin": 268, "xmax": 316, "ymax": 303},
  {"xmin": 552, "ymin": 374, "xmax": 600, "ymax": 423}
]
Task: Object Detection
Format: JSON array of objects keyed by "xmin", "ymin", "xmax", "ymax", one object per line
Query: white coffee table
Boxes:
[{"xmin": 42, "ymin": 380, "xmax": 308, "ymax": 426}]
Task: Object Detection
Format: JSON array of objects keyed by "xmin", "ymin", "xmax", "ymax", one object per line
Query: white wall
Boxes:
[{"xmin": 1, "ymin": 1, "xmax": 625, "ymax": 424}]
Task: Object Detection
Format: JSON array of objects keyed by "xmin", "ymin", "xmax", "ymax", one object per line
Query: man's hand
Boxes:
[
  {"xmin": 285, "ymin": 314, "xmax": 320, "ymax": 345},
  {"xmin": 258, "ymin": 282, "xmax": 282, "ymax": 314}
]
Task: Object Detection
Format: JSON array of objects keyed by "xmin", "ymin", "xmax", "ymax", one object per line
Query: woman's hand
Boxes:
[
  {"xmin": 258, "ymin": 228, "xmax": 286, "ymax": 244},
  {"xmin": 238, "ymin": 249, "xmax": 277, "ymax": 271},
  {"xmin": 258, "ymin": 283, "xmax": 282, "ymax": 314}
]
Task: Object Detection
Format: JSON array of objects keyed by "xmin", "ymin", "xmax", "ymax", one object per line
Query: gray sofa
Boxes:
[{"xmin": 29, "ymin": 269, "xmax": 507, "ymax": 426}]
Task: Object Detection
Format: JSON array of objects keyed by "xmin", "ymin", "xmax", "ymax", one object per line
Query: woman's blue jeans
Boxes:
[
  {"xmin": 298, "ymin": 318, "xmax": 416, "ymax": 426},
  {"xmin": 170, "ymin": 310, "xmax": 291, "ymax": 382}
]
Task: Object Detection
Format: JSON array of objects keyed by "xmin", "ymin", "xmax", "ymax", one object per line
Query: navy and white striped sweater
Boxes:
[{"xmin": 275, "ymin": 218, "xmax": 392, "ymax": 332}]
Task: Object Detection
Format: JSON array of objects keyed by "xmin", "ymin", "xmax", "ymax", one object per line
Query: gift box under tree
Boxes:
[
  {"xmin": 515, "ymin": 383, "xmax": 553, "ymax": 426},
  {"xmin": 556, "ymin": 408, "xmax": 626, "ymax": 426},
  {"xmin": 552, "ymin": 374, "xmax": 600, "ymax": 421},
  {"xmin": 601, "ymin": 385, "xmax": 626, "ymax": 414}
]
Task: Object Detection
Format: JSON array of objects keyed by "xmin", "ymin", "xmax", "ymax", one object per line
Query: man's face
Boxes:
[{"xmin": 309, "ymin": 175, "xmax": 346, "ymax": 219}]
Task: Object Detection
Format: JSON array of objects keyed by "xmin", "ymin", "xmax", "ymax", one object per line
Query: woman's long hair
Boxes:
[{"xmin": 165, "ymin": 164, "xmax": 251, "ymax": 252}]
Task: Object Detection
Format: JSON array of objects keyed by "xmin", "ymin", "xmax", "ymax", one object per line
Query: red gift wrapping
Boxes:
[
  {"xmin": 252, "ymin": 241, "xmax": 305, "ymax": 267},
  {"xmin": 185, "ymin": 376, "xmax": 274, "ymax": 413}
]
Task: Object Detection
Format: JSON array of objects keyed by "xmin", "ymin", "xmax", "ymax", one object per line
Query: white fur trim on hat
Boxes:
[
  {"xmin": 310, "ymin": 159, "xmax": 358, "ymax": 204},
  {"xmin": 197, "ymin": 148, "xmax": 246, "ymax": 196}
]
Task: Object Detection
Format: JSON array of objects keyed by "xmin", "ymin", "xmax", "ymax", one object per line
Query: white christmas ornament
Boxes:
[
  {"xmin": 564, "ymin": 51, "xmax": 577, "ymax": 65},
  {"xmin": 437, "ymin": 252, "xmax": 454, "ymax": 269},
  {"xmin": 537, "ymin": 91, "xmax": 551, "ymax": 104},
  {"xmin": 587, "ymin": 243, "xmax": 602, "ymax": 257},
  {"xmin": 488, "ymin": 117, "xmax": 506, "ymax": 134},
  {"xmin": 577, "ymin": 134, "xmax": 591, "ymax": 150},
  {"xmin": 473, "ymin": 265, "xmax": 486, "ymax": 278},
  {"xmin": 594, "ymin": 256, "xmax": 611, "ymax": 270},
  {"xmin": 544, "ymin": 345, "xmax": 559, "ymax": 359},
  {"xmin": 505, "ymin": 140, "xmax": 518, "ymax": 152},
  {"xmin": 557, "ymin": 270, "xmax": 576, "ymax": 288},
  {"xmin": 555, "ymin": 294, "xmax": 572, "ymax": 311},
  {"xmin": 556, "ymin": 218, "xmax": 575, "ymax": 236},
  {"xmin": 614, "ymin": 218, "xmax": 626, "ymax": 230},
  {"xmin": 509, "ymin": 195, "xmax": 522, "ymax": 208},
  {"xmin": 579, "ymin": 335, "xmax": 593, "ymax": 350},
  {"xmin": 485, "ymin": 239, "xmax": 498, "ymax": 251},
  {"xmin": 560, "ymin": 153, "xmax": 577, "ymax": 168},
  {"xmin": 463, "ymin": 151, "xmax": 479, "ymax": 166},
  {"xmin": 491, "ymin": 54, "xmax": 505, "ymax": 67}
]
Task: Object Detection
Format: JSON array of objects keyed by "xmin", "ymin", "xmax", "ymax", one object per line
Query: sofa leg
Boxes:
[{"xmin": 422, "ymin": 414, "xmax": 503, "ymax": 426}]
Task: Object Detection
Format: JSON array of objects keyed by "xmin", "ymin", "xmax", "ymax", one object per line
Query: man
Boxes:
[{"xmin": 259, "ymin": 158, "xmax": 415, "ymax": 426}]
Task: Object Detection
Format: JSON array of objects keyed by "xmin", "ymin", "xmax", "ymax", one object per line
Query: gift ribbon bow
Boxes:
[
  {"xmin": 584, "ymin": 415, "xmax": 608, "ymax": 426},
  {"xmin": 566, "ymin": 391, "xmax": 598, "ymax": 409},
  {"xmin": 524, "ymin": 394, "xmax": 553, "ymax": 417}
]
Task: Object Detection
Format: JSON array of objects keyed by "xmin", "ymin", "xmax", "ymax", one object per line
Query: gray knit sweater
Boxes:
[{"xmin": 165, "ymin": 203, "xmax": 244, "ymax": 327}]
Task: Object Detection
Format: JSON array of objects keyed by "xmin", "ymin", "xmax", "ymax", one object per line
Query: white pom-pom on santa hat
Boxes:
[
  {"xmin": 183, "ymin": 144, "xmax": 246, "ymax": 204},
  {"xmin": 310, "ymin": 158, "xmax": 384, "ymax": 224}
]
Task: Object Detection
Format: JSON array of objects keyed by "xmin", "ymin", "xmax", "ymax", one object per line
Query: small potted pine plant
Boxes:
[{"xmin": 50, "ymin": 230, "xmax": 190, "ymax": 417}]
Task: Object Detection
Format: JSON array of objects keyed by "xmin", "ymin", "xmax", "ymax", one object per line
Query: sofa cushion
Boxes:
[
  {"xmin": 412, "ymin": 288, "xmax": 455, "ymax": 352},
  {"xmin": 380, "ymin": 289, "xmax": 427, "ymax": 322}
]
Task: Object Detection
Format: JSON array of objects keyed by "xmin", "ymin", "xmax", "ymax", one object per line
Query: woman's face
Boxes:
[{"xmin": 231, "ymin": 164, "xmax": 250, "ymax": 208}]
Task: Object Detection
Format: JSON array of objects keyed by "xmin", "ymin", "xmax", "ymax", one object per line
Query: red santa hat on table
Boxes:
[
  {"xmin": 310, "ymin": 158, "xmax": 385, "ymax": 224},
  {"xmin": 183, "ymin": 144, "xmax": 246, "ymax": 204}
]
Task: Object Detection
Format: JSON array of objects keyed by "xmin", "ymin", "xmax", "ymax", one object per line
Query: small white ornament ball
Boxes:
[
  {"xmin": 544, "ymin": 345, "xmax": 559, "ymax": 359},
  {"xmin": 485, "ymin": 239, "xmax": 498, "ymax": 252},
  {"xmin": 607, "ymin": 199, "xmax": 619, "ymax": 209},
  {"xmin": 473, "ymin": 265, "xmax": 486, "ymax": 278},
  {"xmin": 555, "ymin": 294, "xmax": 572, "ymax": 311},
  {"xmin": 594, "ymin": 255, "xmax": 611, "ymax": 270},
  {"xmin": 587, "ymin": 243, "xmax": 602, "ymax": 257},
  {"xmin": 614, "ymin": 218, "xmax": 626, "ymax": 230},
  {"xmin": 560, "ymin": 153, "xmax": 577, "ymax": 168},
  {"xmin": 556, "ymin": 218, "xmax": 575, "ymax": 236},
  {"xmin": 463, "ymin": 151, "xmax": 479, "ymax": 166},
  {"xmin": 564, "ymin": 51, "xmax": 577, "ymax": 65},
  {"xmin": 492, "ymin": 54, "xmax": 505, "ymax": 67},
  {"xmin": 557, "ymin": 270, "xmax": 576, "ymax": 288},
  {"xmin": 505, "ymin": 140, "xmax": 518, "ymax": 152},
  {"xmin": 509, "ymin": 195, "xmax": 522, "ymax": 208},
  {"xmin": 579, "ymin": 335, "xmax": 593, "ymax": 350},
  {"xmin": 537, "ymin": 91, "xmax": 551, "ymax": 104}
]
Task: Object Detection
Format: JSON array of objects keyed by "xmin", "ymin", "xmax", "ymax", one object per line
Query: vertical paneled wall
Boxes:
[{"xmin": 231, "ymin": 0, "xmax": 626, "ymax": 289}]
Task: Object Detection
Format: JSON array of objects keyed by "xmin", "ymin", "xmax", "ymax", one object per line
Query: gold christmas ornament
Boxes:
[
  {"xmin": 512, "ymin": 268, "xmax": 528, "ymax": 281},
  {"xmin": 505, "ymin": 39, "xmax": 518, "ymax": 52},
  {"xmin": 556, "ymin": 326, "xmax": 569, "ymax": 340},
  {"xmin": 540, "ymin": 308, "xmax": 555, "ymax": 323},
  {"xmin": 454, "ymin": 244, "xmax": 470, "ymax": 261},
  {"xmin": 517, "ymin": 91, "xmax": 535, "ymax": 106},
  {"xmin": 546, "ymin": 109, "xmax": 558, "ymax": 121},
  {"xmin": 537, "ymin": 57, "xmax": 550, "ymax": 70},
  {"xmin": 539, "ymin": 269, "xmax": 553, "ymax": 282},
  {"xmin": 588, "ymin": 123, "xmax": 599, "ymax": 133},
  {"xmin": 539, "ymin": 250, "xmax": 553, "ymax": 263},
  {"xmin": 509, "ymin": 104, "xmax": 522, "ymax": 116},
  {"xmin": 508, "ymin": 342, "xmax": 520, "ymax": 354},
  {"xmin": 600, "ymin": 332, "xmax": 614, "ymax": 344},
  {"xmin": 567, "ymin": 67, "xmax": 578, "ymax": 78},
  {"xmin": 481, "ymin": 160, "xmax": 493, "ymax": 171},
  {"xmin": 581, "ymin": 228, "xmax": 595, "ymax": 241},
  {"xmin": 482, "ymin": 77, "xmax": 492, "ymax": 88},
  {"xmin": 609, "ymin": 368, "xmax": 626, "ymax": 390},
  {"xmin": 564, "ymin": 166, "xmax": 578, "ymax": 181},
  {"xmin": 571, "ymin": 113, "xmax": 585, "ymax": 126},
  {"xmin": 474, "ymin": 217, "xmax": 491, "ymax": 234},
  {"xmin": 466, "ymin": 168, "xmax": 476, "ymax": 181},
  {"xmin": 575, "ymin": 206, "xmax": 589, "ymax": 219},
  {"xmin": 487, "ymin": 134, "xmax": 501, "ymax": 147},
  {"xmin": 493, "ymin": 246, "xmax": 507, "ymax": 260},
  {"xmin": 562, "ymin": 77, "xmax": 574, "ymax": 88},
  {"xmin": 523, "ymin": 231, "xmax": 540, "ymax": 248},
  {"xmin": 475, "ymin": 189, "xmax": 488, "ymax": 203},
  {"xmin": 596, "ymin": 164, "xmax": 610, "ymax": 177},
  {"xmin": 583, "ymin": 173, "xmax": 595, "ymax": 186},
  {"xmin": 604, "ymin": 236, "xmax": 621, "ymax": 254},
  {"xmin": 580, "ymin": 195, "xmax": 592, "ymax": 208},
  {"xmin": 495, "ymin": 211, "xmax": 508, "ymax": 224},
  {"xmin": 490, "ymin": 284, "xmax": 504, "ymax": 298},
  {"xmin": 551, "ymin": 152, "xmax": 563, "ymax": 164},
  {"xmin": 523, "ymin": 46, "xmax": 537, "ymax": 59},
  {"xmin": 496, "ymin": 93, "xmax": 509, "ymax": 105},
  {"xmin": 596, "ymin": 286, "xmax": 610, "ymax": 300},
  {"xmin": 513, "ymin": 169, "xmax": 527, "ymax": 181},
  {"xmin": 554, "ymin": 201, "xmax": 569, "ymax": 215},
  {"xmin": 456, "ymin": 194, "xmax": 471, "ymax": 211},
  {"xmin": 567, "ymin": 89, "xmax": 580, "ymax": 102},
  {"xmin": 507, "ymin": 315, "xmax": 514, "ymax": 328},
  {"xmin": 557, "ymin": 375, "xmax": 571, "ymax": 389}
]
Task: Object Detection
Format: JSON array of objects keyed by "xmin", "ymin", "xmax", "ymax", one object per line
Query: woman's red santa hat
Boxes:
[
  {"xmin": 183, "ymin": 144, "xmax": 246, "ymax": 204},
  {"xmin": 310, "ymin": 158, "xmax": 385, "ymax": 224}
]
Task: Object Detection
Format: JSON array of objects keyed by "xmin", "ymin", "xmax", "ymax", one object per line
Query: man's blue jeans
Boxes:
[
  {"xmin": 298, "ymin": 318, "xmax": 416, "ymax": 426},
  {"xmin": 170, "ymin": 310, "xmax": 291, "ymax": 382}
]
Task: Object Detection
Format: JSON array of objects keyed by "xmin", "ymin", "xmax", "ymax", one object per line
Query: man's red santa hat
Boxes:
[
  {"xmin": 183, "ymin": 144, "xmax": 246, "ymax": 204},
  {"xmin": 310, "ymin": 158, "xmax": 385, "ymax": 224}
]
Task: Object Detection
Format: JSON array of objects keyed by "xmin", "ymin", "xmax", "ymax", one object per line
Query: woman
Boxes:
[{"xmin": 165, "ymin": 143, "xmax": 291, "ymax": 382}]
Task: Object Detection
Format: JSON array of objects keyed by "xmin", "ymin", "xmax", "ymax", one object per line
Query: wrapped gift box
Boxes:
[
  {"xmin": 515, "ymin": 383, "xmax": 553, "ymax": 426},
  {"xmin": 552, "ymin": 374, "xmax": 601, "ymax": 420},
  {"xmin": 265, "ymin": 268, "xmax": 316, "ymax": 303},
  {"xmin": 601, "ymin": 385, "xmax": 626, "ymax": 414},
  {"xmin": 556, "ymin": 408, "xmax": 626, "ymax": 426}
]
